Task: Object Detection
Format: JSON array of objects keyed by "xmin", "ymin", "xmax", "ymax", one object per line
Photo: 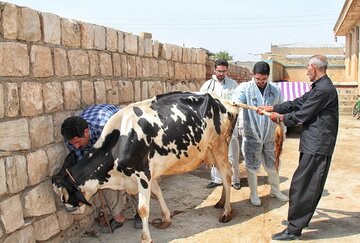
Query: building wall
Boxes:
[
  {"xmin": 347, "ymin": 25, "xmax": 360, "ymax": 86},
  {"xmin": 262, "ymin": 45, "xmax": 346, "ymax": 83},
  {"xmin": 0, "ymin": 2, "xmax": 211, "ymax": 242},
  {"xmin": 268, "ymin": 61, "xmax": 284, "ymax": 82},
  {"xmin": 281, "ymin": 65, "xmax": 345, "ymax": 82}
]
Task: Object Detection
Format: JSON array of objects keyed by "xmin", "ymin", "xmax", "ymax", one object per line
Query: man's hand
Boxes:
[
  {"xmin": 257, "ymin": 105, "xmax": 273, "ymax": 115},
  {"xmin": 269, "ymin": 112, "xmax": 283, "ymax": 123}
]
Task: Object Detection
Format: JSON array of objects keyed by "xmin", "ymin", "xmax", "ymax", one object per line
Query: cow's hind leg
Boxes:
[
  {"xmin": 135, "ymin": 172, "xmax": 152, "ymax": 243},
  {"xmin": 150, "ymin": 179, "xmax": 172, "ymax": 229},
  {"xmin": 210, "ymin": 148, "xmax": 232, "ymax": 223}
]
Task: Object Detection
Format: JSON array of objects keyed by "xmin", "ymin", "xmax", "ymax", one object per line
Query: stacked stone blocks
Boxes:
[{"xmin": 0, "ymin": 2, "xmax": 207, "ymax": 242}]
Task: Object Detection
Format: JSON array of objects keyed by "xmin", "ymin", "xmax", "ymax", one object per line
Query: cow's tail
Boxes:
[
  {"xmin": 215, "ymin": 96, "xmax": 240, "ymax": 116},
  {"xmin": 274, "ymin": 123, "xmax": 284, "ymax": 172}
]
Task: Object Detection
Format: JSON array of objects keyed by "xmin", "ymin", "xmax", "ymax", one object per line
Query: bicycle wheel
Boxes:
[{"xmin": 353, "ymin": 101, "xmax": 360, "ymax": 117}]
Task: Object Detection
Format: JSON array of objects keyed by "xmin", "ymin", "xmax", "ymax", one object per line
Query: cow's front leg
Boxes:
[
  {"xmin": 135, "ymin": 172, "xmax": 152, "ymax": 243},
  {"xmin": 150, "ymin": 179, "xmax": 171, "ymax": 229}
]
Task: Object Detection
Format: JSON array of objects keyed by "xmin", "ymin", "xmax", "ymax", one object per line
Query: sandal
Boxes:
[{"xmin": 95, "ymin": 211, "xmax": 108, "ymax": 227}]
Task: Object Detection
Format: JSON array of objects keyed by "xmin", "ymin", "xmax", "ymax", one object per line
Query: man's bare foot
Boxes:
[{"xmin": 113, "ymin": 213, "xmax": 125, "ymax": 223}]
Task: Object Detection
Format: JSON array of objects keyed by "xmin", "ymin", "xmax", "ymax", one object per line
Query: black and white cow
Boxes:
[{"xmin": 53, "ymin": 91, "xmax": 239, "ymax": 243}]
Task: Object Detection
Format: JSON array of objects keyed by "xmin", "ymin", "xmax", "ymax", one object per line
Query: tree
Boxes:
[{"xmin": 211, "ymin": 51, "xmax": 233, "ymax": 61}]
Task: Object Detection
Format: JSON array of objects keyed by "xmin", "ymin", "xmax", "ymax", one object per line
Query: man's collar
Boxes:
[{"xmin": 311, "ymin": 74, "xmax": 328, "ymax": 89}]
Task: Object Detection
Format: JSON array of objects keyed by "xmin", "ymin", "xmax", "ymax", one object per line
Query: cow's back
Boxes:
[{"xmin": 97, "ymin": 92, "xmax": 238, "ymax": 177}]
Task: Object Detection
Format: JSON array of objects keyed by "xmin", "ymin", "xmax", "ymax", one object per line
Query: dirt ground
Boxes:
[{"xmin": 66, "ymin": 115, "xmax": 360, "ymax": 243}]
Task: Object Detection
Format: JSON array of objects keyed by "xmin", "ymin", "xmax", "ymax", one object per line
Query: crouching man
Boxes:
[{"xmin": 61, "ymin": 104, "xmax": 143, "ymax": 232}]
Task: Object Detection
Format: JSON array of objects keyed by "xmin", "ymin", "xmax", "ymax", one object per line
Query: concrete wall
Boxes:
[
  {"xmin": 268, "ymin": 60, "xmax": 284, "ymax": 82},
  {"xmin": 0, "ymin": 2, "xmax": 211, "ymax": 242},
  {"xmin": 282, "ymin": 65, "xmax": 346, "ymax": 82}
]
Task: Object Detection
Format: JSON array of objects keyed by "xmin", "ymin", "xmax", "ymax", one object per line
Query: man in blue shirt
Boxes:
[{"xmin": 61, "ymin": 104, "xmax": 142, "ymax": 232}]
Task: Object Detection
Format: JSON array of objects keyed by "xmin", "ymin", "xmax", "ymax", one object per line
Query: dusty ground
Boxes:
[{"xmin": 67, "ymin": 115, "xmax": 360, "ymax": 243}]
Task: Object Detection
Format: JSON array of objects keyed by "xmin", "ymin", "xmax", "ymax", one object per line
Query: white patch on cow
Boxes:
[
  {"xmin": 187, "ymin": 125, "xmax": 196, "ymax": 139},
  {"xmin": 187, "ymin": 95, "xmax": 200, "ymax": 101},
  {"xmin": 153, "ymin": 129, "xmax": 165, "ymax": 147},
  {"xmin": 164, "ymin": 140, "xmax": 178, "ymax": 152},
  {"xmin": 80, "ymin": 179, "xmax": 101, "ymax": 194},
  {"xmin": 170, "ymin": 104, "xmax": 186, "ymax": 122},
  {"xmin": 71, "ymin": 205, "xmax": 86, "ymax": 214},
  {"xmin": 52, "ymin": 185, "xmax": 62, "ymax": 196}
]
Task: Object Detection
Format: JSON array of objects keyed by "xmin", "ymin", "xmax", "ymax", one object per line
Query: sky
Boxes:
[{"xmin": 4, "ymin": 0, "xmax": 346, "ymax": 61}]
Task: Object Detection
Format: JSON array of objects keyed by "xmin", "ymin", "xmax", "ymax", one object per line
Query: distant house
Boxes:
[
  {"xmin": 334, "ymin": 0, "xmax": 360, "ymax": 94},
  {"xmin": 261, "ymin": 43, "xmax": 345, "ymax": 83}
]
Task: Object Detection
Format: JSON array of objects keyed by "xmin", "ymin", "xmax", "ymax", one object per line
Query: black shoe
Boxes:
[
  {"xmin": 206, "ymin": 182, "xmax": 222, "ymax": 189},
  {"xmin": 134, "ymin": 214, "xmax": 143, "ymax": 229},
  {"xmin": 100, "ymin": 218, "xmax": 123, "ymax": 234},
  {"xmin": 272, "ymin": 229, "xmax": 300, "ymax": 241},
  {"xmin": 232, "ymin": 182, "xmax": 241, "ymax": 190}
]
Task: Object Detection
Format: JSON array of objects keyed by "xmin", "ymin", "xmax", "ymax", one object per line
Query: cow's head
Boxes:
[
  {"xmin": 52, "ymin": 151, "xmax": 92, "ymax": 212},
  {"xmin": 52, "ymin": 129, "xmax": 120, "ymax": 212}
]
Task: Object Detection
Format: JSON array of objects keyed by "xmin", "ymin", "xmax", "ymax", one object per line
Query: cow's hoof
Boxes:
[
  {"xmin": 219, "ymin": 214, "xmax": 232, "ymax": 223},
  {"xmin": 141, "ymin": 233, "xmax": 152, "ymax": 243},
  {"xmin": 151, "ymin": 218, "xmax": 172, "ymax": 229}
]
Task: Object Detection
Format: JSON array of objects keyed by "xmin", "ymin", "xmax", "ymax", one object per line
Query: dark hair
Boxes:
[
  {"xmin": 61, "ymin": 116, "xmax": 88, "ymax": 141},
  {"xmin": 253, "ymin": 61, "xmax": 270, "ymax": 75},
  {"xmin": 214, "ymin": 59, "xmax": 229, "ymax": 68}
]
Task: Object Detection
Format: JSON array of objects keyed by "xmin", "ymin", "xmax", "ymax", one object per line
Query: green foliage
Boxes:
[{"xmin": 211, "ymin": 51, "xmax": 233, "ymax": 61}]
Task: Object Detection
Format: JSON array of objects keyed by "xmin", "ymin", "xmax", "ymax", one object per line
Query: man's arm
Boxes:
[
  {"xmin": 280, "ymin": 88, "xmax": 332, "ymax": 127},
  {"xmin": 231, "ymin": 82, "xmax": 246, "ymax": 103}
]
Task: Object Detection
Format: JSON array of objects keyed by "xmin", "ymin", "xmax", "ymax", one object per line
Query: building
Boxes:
[
  {"xmin": 261, "ymin": 43, "xmax": 345, "ymax": 83},
  {"xmin": 334, "ymin": 0, "xmax": 360, "ymax": 94}
]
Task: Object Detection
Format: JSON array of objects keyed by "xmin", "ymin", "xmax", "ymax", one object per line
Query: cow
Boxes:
[{"xmin": 52, "ymin": 91, "xmax": 239, "ymax": 243}]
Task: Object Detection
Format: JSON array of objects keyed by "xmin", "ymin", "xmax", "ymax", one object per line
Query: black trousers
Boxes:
[{"xmin": 287, "ymin": 152, "xmax": 332, "ymax": 235}]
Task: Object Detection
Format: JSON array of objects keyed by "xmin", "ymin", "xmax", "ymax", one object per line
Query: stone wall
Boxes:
[{"xmin": 0, "ymin": 2, "xmax": 209, "ymax": 242}]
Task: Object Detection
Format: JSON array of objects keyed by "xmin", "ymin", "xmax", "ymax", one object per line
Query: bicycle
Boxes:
[{"xmin": 352, "ymin": 95, "xmax": 360, "ymax": 119}]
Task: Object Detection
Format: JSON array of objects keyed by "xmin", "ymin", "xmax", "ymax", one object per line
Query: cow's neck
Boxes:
[{"xmin": 70, "ymin": 155, "xmax": 115, "ymax": 186}]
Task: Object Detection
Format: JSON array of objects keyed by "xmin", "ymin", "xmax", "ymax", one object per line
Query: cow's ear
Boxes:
[
  {"xmin": 103, "ymin": 129, "xmax": 120, "ymax": 150},
  {"xmin": 75, "ymin": 191, "xmax": 92, "ymax": 206}
]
